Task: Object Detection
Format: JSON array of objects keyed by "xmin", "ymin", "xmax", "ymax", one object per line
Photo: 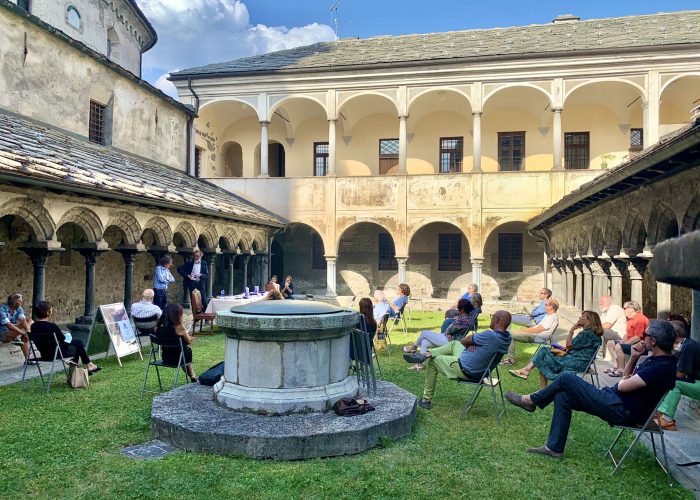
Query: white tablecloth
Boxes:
[{"xmin": 205, "ymin": 293, "xmax": 268, "ymax": 314}]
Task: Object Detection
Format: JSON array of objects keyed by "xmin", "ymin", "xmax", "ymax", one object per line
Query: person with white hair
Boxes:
[
  {"xmin": 372, "ymin": 290, "xmax": 391, "ymax": 323},
  {"xmin": 131, "ymin": 289, "xmax": 163, "ymax": 319}
]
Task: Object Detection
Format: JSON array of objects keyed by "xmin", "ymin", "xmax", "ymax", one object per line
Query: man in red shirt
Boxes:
[{"xmin": 609, "ymin": 300, "xmax": 649, "ymax": 377}]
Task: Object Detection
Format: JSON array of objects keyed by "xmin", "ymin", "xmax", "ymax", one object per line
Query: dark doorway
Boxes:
[{"xmin": 271, "ymin": 240, "xmax": 284, "ymax": 279}]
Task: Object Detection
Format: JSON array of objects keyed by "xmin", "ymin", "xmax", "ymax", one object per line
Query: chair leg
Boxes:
[
  {"xmin": 605, "ymin": 428, "xmax": 625, "ymax": 459},
  {"xmin": 612, "ymin": 429, "xmax": 646, "ymax": 474},
  {"xmin": 155, "ymin": 364, "xmax": 163, "ymax": 391},
  {"xmin": 463, "ymin": 385, "xmax": 482, "ymax": 414},
  {"xmin": 141, "ymin": 362, "xmax": 151, "ymax": 397},
  {"xmin": 659, "ymin": 431, "xmax": 671, "ymax": 485},
  {"xmin": 490, "ymin": 385, "xmax": 500, "ymax": 423}
]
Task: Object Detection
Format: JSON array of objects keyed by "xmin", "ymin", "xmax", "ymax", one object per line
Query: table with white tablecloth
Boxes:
[{"xmin": 205, "ymin": 293, "xmax": 268, "ymax": 315}]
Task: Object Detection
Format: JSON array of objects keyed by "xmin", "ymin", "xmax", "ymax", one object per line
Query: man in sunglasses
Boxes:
[{"xmin": 504, "ymin": 320, "xmax": 677, "ymax": 458}]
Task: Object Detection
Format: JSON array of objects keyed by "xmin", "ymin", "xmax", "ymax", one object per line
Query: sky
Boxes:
[{"xmin": 137, "ymin": 1, "xmax": 700, "ymax": 98}]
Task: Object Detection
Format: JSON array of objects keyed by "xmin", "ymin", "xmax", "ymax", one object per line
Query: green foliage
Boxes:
[{"xmin": 0, "ymin": 311, "xmax": 689, "ymax": 499}]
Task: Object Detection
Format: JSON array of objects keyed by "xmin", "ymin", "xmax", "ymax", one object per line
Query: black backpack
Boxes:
[
  {"xmin": 199, "ymin": 361, "xmax": 225, "ymax": 386},
  {"xmin": 333, "ymin": 397, "xmax": 375, "ymax": 416}
]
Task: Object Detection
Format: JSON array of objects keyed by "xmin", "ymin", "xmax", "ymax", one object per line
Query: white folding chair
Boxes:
[{"xmin": 576, "ymin": 345, "xmax": 601, "ymax": 388}]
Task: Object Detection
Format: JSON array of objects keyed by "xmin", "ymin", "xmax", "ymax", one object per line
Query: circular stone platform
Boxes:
[{"xmin": 152, "ymin": 381, "xmax": 417, "ymax": 460}]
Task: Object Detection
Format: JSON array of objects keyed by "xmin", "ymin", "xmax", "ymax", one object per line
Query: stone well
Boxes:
[{"xmin": 214, "ymin": 300, "xmax": 359, "ymax": 414}]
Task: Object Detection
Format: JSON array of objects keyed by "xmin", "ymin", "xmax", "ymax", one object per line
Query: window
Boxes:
[
  {"xmin": 630, "ymin": 128, "xmax": 643, "ymax": 149},
  {"xmin": 66, "ymin": 6, "xmax": 81, "ymax": 30},
  {"xmin": 498, "ymin": 132, "xmax": 525, "ymax": 171},
  {"xmin": 379, "ymin": 138, "xmax": 399, "ymax": 175},
  {"xmin": 378, "ymin": 233, "xmax": 397, "ymax": 271},
  {"xmin": 311, "ymin": 233, "xmax": 325, "ymax": 270},
  {"xmin": 498, "ymin": 233, "xmax": 523, "ymax": 273},
  {"xmin": 438, "ymin": 234, "xmax": 461, "ymax": 271},
  {"xmin": 18, "ymin": 0, "xmax": 30, "ymax": 12},
  {"xmin": 439, "ymin": 137, "xmax": 463, "ymax": 173},
  {"xmin": 194, "ymin": 147, "xmax": 203, "ymax": 177},
  {"xmin": 107, "ymin": 27, "xmax": 120, "ymax": 59},
  {"xmin": 564, "ymin": 132, "xmax": 590, "ymax": 170},
  {"xmin": 88, "ymin": 100, "xmax": 106, "ymax": 145},
  {"xmin": 314, "ymin": 142, "xmax": 329, "ymax": 176}
]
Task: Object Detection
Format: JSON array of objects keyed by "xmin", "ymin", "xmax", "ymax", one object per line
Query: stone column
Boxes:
[
  {"xmin": 325, "ymin": 256, "xmax": 337, "ymax": 297},
  {"xmin": 470, "ymin": 257, "xmax": 483, "ymax": 291},
  {"xmin": 591, "ymin": 259, "xmax": 610, "ymax": 300},
  {"xmin": 203, "ymin": 252, "xmax": 217, "ymax": 301},
  {"xmin": 22, "ymin": 247, "xmax": 51, "ymax": 320},
  {"xmin": 693, "ymin": 291, "xmax": 700, "ymax": 342},
  {"xmin": 552, "ymin": 107, "xmax": 563, "ymax": 170},
  {"xmin": 582, "ymin": 260, "xmax": 594, "ymax": 311},
  {"xmin": 656, "ymin": 282, "xmax": 672, "ymax": 319},
  {"xmin": 327, "ymin": 119, "xmax": 337, "ymax": 176},
  {"xmin": 644, "ymin": 71, "xmax": 660, "ymax": 147},
  {"xmin": 573, "ymin": 260, "xmax": 584, "ymax": 311},
  {"xmin": 259, "ymin": 121, "xmax": 270, "ymax": 177},
  {"xmin": 551, "ymin": 260, "xmax": 564, "ymax": 301},
  {"xmin": 608, "ymin": 260, "xmax": 625, "ymax": 305},
  {"xmin": 227, "ymin": 254, "xmax": 237, "ymax": 295},
  {"xmin": 119, "ymin": 249, "xmax": 138, "ymax": 313},
  {"xmin": 178, "ymin": 248, "xmax": 193, "ymax": 309},
  {"xmin": 564, "ymin": 260, "xmax": 575, "ymax": 307},
  {"xmin": 242, "ymin": 254, "xmax": 251, "ymax": 290},
  {"xmin": 472, "ymin": 112, "xmax": 482, "ymax": 172},
  {"xmin": 78, "ymin": 249, "xmax": 100, "ymax": 318},
  {"xmin": 398, "ymin": 115, "xmax": 408, "ymax": 174},
  {"xmin": 396, "ymin": 257, "xmax": 408, "ymax": 284},
  {"xmin": 627, "ymin": 259, "xmax": 648, "ymax": 309}
]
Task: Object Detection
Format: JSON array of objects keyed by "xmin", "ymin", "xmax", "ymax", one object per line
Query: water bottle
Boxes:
[{"xmin": 220, "ymin": 289, "xmax": 225, "ymax": 298}]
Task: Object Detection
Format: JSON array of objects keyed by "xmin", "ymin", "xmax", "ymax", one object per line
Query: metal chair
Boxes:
[
  {"xmin": 458, "ymin": 352, "xmax": 507, "ymax": 423},
  {"xmin": 133, "ymin": 314, "xmax": 159, "ymax": 349},
  {"xmin": 350, "ymin": 316, "xmax": 379, "ymax": 394},
  {"xmin": 605, "ymin": 391, "xmax": 671, "ymax": 484},
  {"xmin": 387, "ymin": 302, "xmax": 408, "ymax": 336},
  {"xmin": 577, "ymin": 345, "xmax": 601, "ymax": 388},
  {"xmin": 375, "ymin": 313, "xmax": 391, "ymax": 354},
  {"xmin": 191, "ymin": 289, "xmax": 215, "ymax": 334},
  {"xmin": 21, "ymin": 332, "xmax": 69, "ymax": 393},
  {"xmin": 140, "ymin": 334, "xmax": 190, "ymax": 396}
]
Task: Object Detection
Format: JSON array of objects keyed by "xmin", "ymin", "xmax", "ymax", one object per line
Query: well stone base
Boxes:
[{"xmin": 152, "ymin": 381, "xmax": 417, "ymax": 460}]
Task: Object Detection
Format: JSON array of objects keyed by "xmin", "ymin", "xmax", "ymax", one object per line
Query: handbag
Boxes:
[
  {"xmin": 68, "ymin": 362, "xmax": 89, "ymax": 389},
  {"xmin": 333, "ymin": 397, "xmax": 375, "ymax": 417},
  {"xmin": 550, "ymin": 347, "xmax": 568, "ymax": 357}
]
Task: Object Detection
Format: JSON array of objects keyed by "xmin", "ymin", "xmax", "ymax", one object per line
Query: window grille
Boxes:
[
  {"xmin": 498, "ymin": 132, "xmax": 525, "ymax": 171},
  {"xmin": 564, "ymin": 132, "xmax": 590, "ymax": 170},
  {"xmin": 438, "ymin": 234, "xmax": 462, "ymax": 271},
  {"xmin": 439, "ymin": 137, "xmax": 463, "ymax": 173},
  {"xmin": 378, "ymin": 233, "xmax": 397, "ymax": 271},
  {"xmin": 88, "ymin": 100, "xmax": 106, "ymax": 145},
  {"xmin": 314, "ymin": 142, "xmax": 329, "ymax": 176},
  {"xmin": 498, "ymin": 233, "xmax": 523, "ymax": 272}
]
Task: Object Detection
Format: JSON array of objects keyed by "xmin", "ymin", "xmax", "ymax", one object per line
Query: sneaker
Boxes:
[
  {"xmin": 403, "ymin": 353, "xmax": 427, "ymax": 364},
  {"xmin": 418, "ymin": 398, "xmax": 432, "ymax": 409}
]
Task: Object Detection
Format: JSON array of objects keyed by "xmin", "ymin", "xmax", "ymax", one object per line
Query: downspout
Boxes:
[
  {"xmin": 529, "ymin": 228, "xmax": 551, "ymax": 290},
  {"xmin": 186, "ymin": 77, "xmax": 200, "ymax": 177}
]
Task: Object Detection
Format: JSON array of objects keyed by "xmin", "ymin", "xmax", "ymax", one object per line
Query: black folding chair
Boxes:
[
  {"xmin": 388, "ymin": 303, "xmax": 408, "ymax": 336},
  {"xmin": 133, "ymin": 314, "xmax": 159, "ymax": 350},
  {"xmin": 141, "ymin": 334, "xmax": 190, "ymax": 397},
  {"xmin": 376, "ymin": 313, "xmax": 391, "ymax": 354},
  {"xmin": 350, "ymin": 317, "xmax": 378, "ymax": 395},
  {"xmin": 605, "ymin": 391, "xmax": 671, "ymax": 484},
  {"xmin": 21, "ymin": 332, "xmax": 69, "ymax": 393},
  {"xmin": 458, "ymin": 352, "xmax": 507, "ymax": 423},
  {"xmin": 576, "ymin": 345, "xmax": 601, "ymax": 388}
]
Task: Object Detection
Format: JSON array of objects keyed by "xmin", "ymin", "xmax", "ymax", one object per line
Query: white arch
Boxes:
[
  {"xmin": 407, "ymin": 220, "xmax": 471, "ymax": 254},
  {"xmin": 267, "ymin": 94, "xmax": 327, "ymax": 121},
  {"xmin": 337, "ymin": 91, "xmax": 400, "ymax": 115},
  {"xmin": 660, "ymin": 73, "xmax": 700, "ymax": 95},
  {"xmin": 407, "ymin": 87, "xmax": 473, "ymax": 111},
  {"xmin": 198, "ymin": 97, "xmax": 259, "ymax": 117},
  {"xmin": 483, "ymin": 83, "xmax": 553, "ymax": 108},
  {"xmin": 564, "ymin": 78, "xmax": 646, "ymax": 105},
  {"xmin": 336, "ymin": 219, "xmax": 399, "ymax": 255}
]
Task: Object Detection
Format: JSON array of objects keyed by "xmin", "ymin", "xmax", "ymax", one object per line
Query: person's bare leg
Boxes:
[
  {"xmin": 606, "ymin": 340, "xmax": 616, "ymax": 361},
  {"xmin": 513, "ymin": 361, "xmax": 535, "ymax": 378},
  {"xmin": 539, "ymin": 373, "xmax": 548, "ymax": 389},
  {"xmin": 185, "ymin": 363, "xmax": 197, "ymax": 379},
  {"xmin": 614, "ymin": 345, "xmax": 625, "ymax": 371}
]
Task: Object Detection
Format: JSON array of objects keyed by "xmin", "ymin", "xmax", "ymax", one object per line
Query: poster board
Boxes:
[{"xmin": 88, "ymin": 303, "xmax": 142, "ymax": 366}]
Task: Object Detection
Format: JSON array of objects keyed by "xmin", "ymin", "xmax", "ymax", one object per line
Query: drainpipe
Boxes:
[
  {"xmin": 186, "ymin": 77, "xmax": 200, "ymax": 177},
  {"xmin": 529, "ymin": 228, "xmax": 551, "ymax": 289}
]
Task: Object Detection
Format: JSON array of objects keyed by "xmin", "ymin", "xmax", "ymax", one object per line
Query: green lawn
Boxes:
[{"xmin": 0, "ymin": 311, "xmax": 689, "ymax": 499}]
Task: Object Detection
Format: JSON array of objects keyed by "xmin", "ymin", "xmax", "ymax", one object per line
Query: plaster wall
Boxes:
[{"xmin": 0, "ymin": 9, "xmax": 187, "ymax": 169}]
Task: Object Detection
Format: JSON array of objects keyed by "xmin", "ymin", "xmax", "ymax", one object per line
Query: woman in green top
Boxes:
[{"xmin": 509, "ymin": 310, "xmax": 603, "ymax": 389}]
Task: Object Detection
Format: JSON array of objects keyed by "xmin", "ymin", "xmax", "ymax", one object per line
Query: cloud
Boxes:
[
  {"xmin": 153, "ymin": 71, "xmax": 178, "ymax": 98},
  {"xmin": 136, "ymin": 0, "xmax": 336, "ymax": 91}
]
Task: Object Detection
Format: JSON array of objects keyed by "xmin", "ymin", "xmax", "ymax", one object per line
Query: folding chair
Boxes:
[
  {"xmin": 21, "ymin": 332, "xmax": 69, "ymax": 393},
  {"xmin": 458, "ymin": 352, "xmax": 507, "ymax": 423},
  {"xmin": 375, "ymin": 313, "xmax": 391, "ymax": 354},
  {"xmin": 141, "ymin": 334, "xmax": 190, "ymax": 396},
  {"xmin": 498, "ymin": 293, "xmax": 528, "ymax": 315},
  {"xmin": 191, "ymin": 289, "xmax": 215, "ymax": 334},
  {"xmin": 350, "ymin": 317, "xmax": 379, "ymax": 394},
  {"xmin": 605, "ymin": 391, "xmax": 671, "ymax": 485},
  {"xmin": 387, "ymin": 303, "xmax": 408, "ymax": 336},
  {"xmin": 576, "ymin": 345, "xmax": 601, "ymax": 388},
  {"xmin": 133, "ymin": 314, "xmax": 159, "ymax": 349}
]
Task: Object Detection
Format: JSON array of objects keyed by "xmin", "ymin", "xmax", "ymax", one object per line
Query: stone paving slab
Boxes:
[{"xmin": 122, "ymin": 440, "xmax": 179, "ymax": 460}]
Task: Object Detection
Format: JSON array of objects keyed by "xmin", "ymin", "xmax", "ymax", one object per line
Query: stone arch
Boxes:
[
  {"xmin": 336, "ymin": 219, "xmax": 400, "ymax": 256},
  {"xmin": 198, "ymin": 225, "xmax": 219, "ymax": 250},
  {"xmin": 602, "ymin": 219, "xmax": 623, "ymax": 257},
  {"xmin": 56, "ymin": 207, "xmax": 104, "ymax": 242},
  {"xmin": 0, "ymin": 197, "xmax": 55, "ymax": 242},
  {"xmin": 622, "ymin": 212, "xmax": 647, "ymax": 255},
  {"xmin": 564, "ymin": 78, "xmax": 646, "ymax": 105},
  {"xmin": 407, "ymin": 220, "xmax": 471, "ymax": 255},
  {"xmin": 480, "ymin": 217, "xmax": 533, "ymax": 254},
  {"xmin": 681, "ymin": 194, "xmax": 700, "ymax": 234},
  {"xmin": 589, "ymin": 225, "xmax": 605, "ymax": 256},
  {"xmin": 483, "ymin": 83, "xmax": 553, "ymax": 108},
  {"xmin": 660, "ymin": 73, "xmax": 700, "ymax": 95},
  {"xmin": 647, "ymin": 203, "xmax": 679, "ymax": 247},
  {"xmin": 219, "ymin": 227, "xmax": 240, "ymax": 251},
  {"xmin": 174, "ymin": 221, "xmax": 197, "ymax": 248},
  {"xmin": 407, "ymin": 87, "xmax": 473, "ymax": 110},
  {"xmin": 253, "ymin": 233, "xmax": 266, "ymax": 253},
  {"xmin": 268, "ymin": 94, "xmax": 328, "ymax": 121},
  {"xmin": 142, "ymin": 216, "xmax": 172, "ymax": 247},
  {"xmin": 221, "ymin": 141, "xmax": 243, "ymax": 177},
  {"xmin": 575, "ymin": 228, "xmax": 590, "ymax": 256},
  {"xmin": 285, "ymin": 220, "xmax": 329, "ymax": 254},
  {"xmin": 337, "ymin": 91, "xmax": 400, "ymax": 116},
  {"xmin": 199, "ymin": 96, "xmax": 259, "ymax": 117},
  {"xmin": 105, "ymin": 212, "xmax": 141, "ymax": 245},
  {"xmin": 239, "ymin": 231, "xmax": 254, "ymax": 253}
]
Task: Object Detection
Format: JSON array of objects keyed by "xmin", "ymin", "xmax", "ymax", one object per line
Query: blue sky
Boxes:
[{"xmin": 137, "ymin": 1, "xmax": 699, "ymax": 97}]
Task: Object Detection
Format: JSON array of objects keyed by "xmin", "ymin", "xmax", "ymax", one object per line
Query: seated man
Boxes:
[
  {"xmin": 444, "ymin": 283, "xmax": 478, "ymax": 318},
  {"xmin": 404, "ymin": 310, "xmax": 512, "ymax": 409},
  {"xmin": 502, "ymin": 299, "xmax": 559, "ymax": 365},
  {"xmin": 131, "ymin": 289, "xmax": 163, "ymax": 337},
  {"xmin": 0, "ymin": 293, "xmax": 32, "ymax": 362},
  {"xmin": 511, "ymin": 288, "xmax": 552, "ymax": 327},
  {"xmin": 372, "ymin": 290, "xmax": 391, "ymax": 323},
  {"xmin": 505, "ymin": 320, "xmax": 677, "ymax": 458},
  {"xmin": 599, "ymin": 295, "xmax": 627, "ymax": 358},
  {"xmin": 657, "ymin": 319, "xmax": 700, "ymax": 431},
  {"xmin": 607, "ymin": 300, "xmax": 649, "ymax": 377}
]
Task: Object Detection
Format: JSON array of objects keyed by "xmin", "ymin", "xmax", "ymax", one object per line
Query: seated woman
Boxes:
[
  {"xmin": 265, "ymin": 275, "xmax": 281, "ymax": 293},
  {"xmin": 441, "ymin": 293, "xmax": 482, "ymax": 333},
  {"xmin": 30, "ymin": 300, "xmax": 101, "ymax": 375},
  {"xmin": 155, "ymin": 303, "xmax": 197, "ymax": 382},
  {"xmin": 351, "ymin": 297, "xmax": 378, "ymax": 362},
  {"xmin": 389, "ymin": 283, "xmax": 411, "ymax": 317},
  {"xmin": 402, "ymin": 298, "xmax": 475, "ymax": 371},
  {"xmin": 508, "ymin": 310, "xmax": 603, "ymax": 389}
]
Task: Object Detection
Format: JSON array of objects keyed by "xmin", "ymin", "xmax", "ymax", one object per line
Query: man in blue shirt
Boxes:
[
  {"xmin": 505, "ymin": 320, "xmax": 677, "ymax": 458},
  {"xmin": 372, "ymin": 290, "xmax": 391, "ymax": 323},
  {"xmin": 404, "ymin": 310, "xmax": 512, "ymax": 409},
  {"xmin": 153, "ymin": 255, "xmax": 176, "ymax": 310},
  {"xmin": 0, "ymin": 293, "xmax": 32, "ymax": 360},
  {"xmin": 511, "ymin": 288, "xmax": 552, "ymax": 327}
]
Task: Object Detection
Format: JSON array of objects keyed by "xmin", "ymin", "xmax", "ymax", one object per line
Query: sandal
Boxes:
[
  {"xmin": 608, "ymin": 369, "xmax": 623, "ymax": 377},
  {"xmin": 402, "ymin": 345, "xmax": 417, "ymax": 353},
  {"xmin": 408, "ymin": 364, "xmax": 423, "ymax": 372},
  {"xmin": 604, "ymin": 368, "xmax": 617, "ymax": 375},
  {"xmin": 500, "ymin": 358, "xmax": 516, "ymax": 366},
  {"xmin": 508, "ymin": 369, "xmax": 528, "ymax": 380}
]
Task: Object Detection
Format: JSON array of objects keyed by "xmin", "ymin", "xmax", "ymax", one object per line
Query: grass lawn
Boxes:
[{"xmin": 0, "ymin": 311, "xmax": 689, "ymax": 499}]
